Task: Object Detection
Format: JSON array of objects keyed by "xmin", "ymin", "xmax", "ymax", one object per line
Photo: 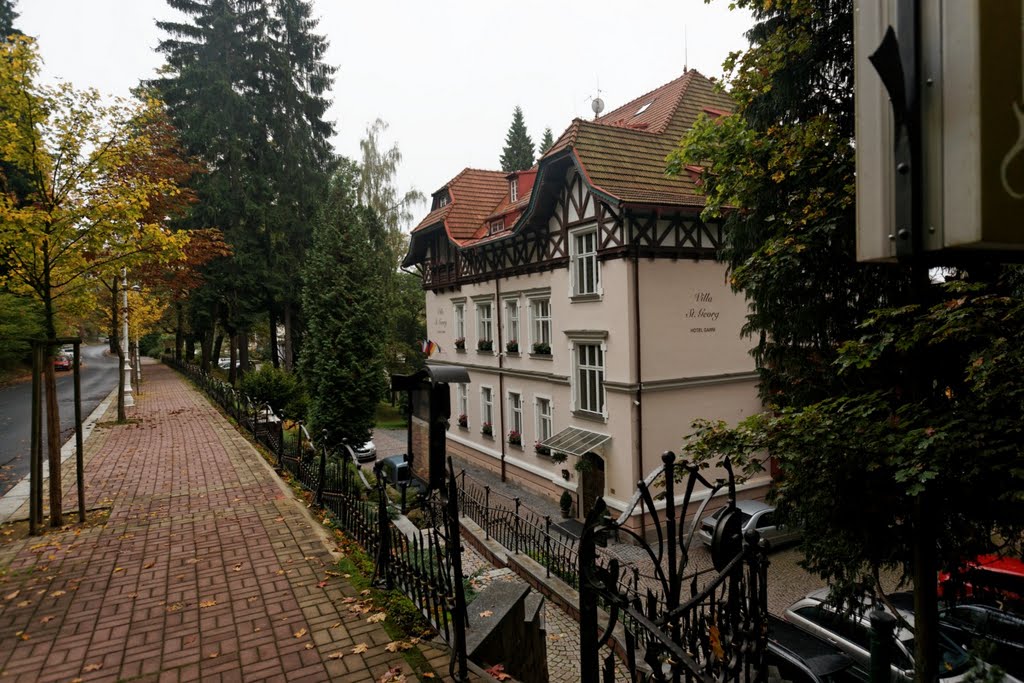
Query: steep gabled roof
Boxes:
[{"xmin": 411, "ymin": 168, "xmax": 508, "ymax": 241}]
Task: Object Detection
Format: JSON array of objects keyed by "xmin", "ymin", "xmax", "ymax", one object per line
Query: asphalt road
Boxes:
[{"xmin": 0, "ymin": 344, "xmax": 120, "ymax": 496}]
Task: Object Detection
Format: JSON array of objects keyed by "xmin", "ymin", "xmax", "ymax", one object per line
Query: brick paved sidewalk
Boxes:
[{"xmin": 0, "ymin": 362, "xmax": 453, "ymax": 683}]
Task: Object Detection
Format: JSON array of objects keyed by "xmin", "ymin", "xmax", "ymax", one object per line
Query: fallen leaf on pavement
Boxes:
[
  {"xmin": 367, "ymin": 613, "xmax": 386, "ymax": 624},
  {"xmin": 294, "ymin": 628, "xmax": 307, "ymax": 638},
  {"xmin": 359, "ymin": 589, "xmax": 371, "ymax": 596},
  {"xmin": 328, "ymin": 652, "xmax": 344, "ymax": 660},
  {"xmin": 113, "ymin": 567, "xmax": 125, "ymax": 573},
  {"xmin": 317, "ymin": 581, "xmax": 327, "ymax": 588},
  {"xmin": 199, "ymin": 600, "xmax": 217, "ymax": 608},
  {"xmin": 304, "ymin": 643, "xmax": 314, "ymax": 650},
  {"xmin": 50, "ymin": 590, "xmax": 66, "ymax": 597},
  {"xmin": 330, "ymin": 622, "xmax": 341, "ymax": 629},
  {"xmin": 378, "ymin": 666, "xmax": 405, "ymax": 682},
  {"xmin": 485, "ymin": 664, "xmax": 511, "ymax": 681},
  {"xmin": 233, "ymin": 564, "xmax": 242, "ymax": 572},
  {"xmin": 40, "ymin": 616, "xmax": 53, "ymax": 624},
  {"xmin": 4, "ymin": 590, "xmax": 18, "ymax": 601},
  {"xmin": 143, "ymin": 561, "xmax": 155, "ymax": 569},
  {"xmin": 16, "ymin": 600, "xmax": 30, "ymax": 608},
  {"xmin": 208, "ymin": 651, "xmax": 219, "ymax": 659},
  {"xmin": 83, "ymin": 663, "xmax": 102, "ymax": 672},
  {"xmin": 352, "ymin": 643, "xmax": 369, "ymax": 654},
  {"xmin": 479, "ymin": 610, "xmax": 494, "ymax": 618}
]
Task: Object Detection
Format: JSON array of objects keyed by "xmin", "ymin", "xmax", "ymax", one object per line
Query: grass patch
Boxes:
[
  {"xmin": 332, "ymin": 532, "xmax": 441, "ymax": 679},
  {"xmin": 375, "ymin": 401, "xmax": 406, "ymax": 430}
]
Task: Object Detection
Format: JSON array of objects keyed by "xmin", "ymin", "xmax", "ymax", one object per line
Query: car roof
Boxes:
[
  {"xmin": 380, "ymin": 454, "xmax": 408, "ymax": 466},
  {"xmin": 734, "ymin": 499, "xmax": 772, "ymax": 514},
  {"xmin": 768, "ymin": 615, "xmax": 857, "ymax": 676}
]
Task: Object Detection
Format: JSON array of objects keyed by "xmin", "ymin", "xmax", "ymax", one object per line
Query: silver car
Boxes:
[
  {"xmin": 697, "ymin": 499, "xmax": 801, "ymax": 549},
  {"xmin": 784, "ymin": 588, "xmax": 1019, "ymax": 682}
]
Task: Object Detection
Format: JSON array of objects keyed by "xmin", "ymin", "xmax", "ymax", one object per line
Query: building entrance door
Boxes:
[{"xmin": 580, "ymin": 452, "xmax": 605, "ymax": 518}]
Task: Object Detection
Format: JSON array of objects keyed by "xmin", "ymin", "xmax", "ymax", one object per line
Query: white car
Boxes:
[
  {"xmin": 784, "ymin": 588, "xmax": 1019, "ymax": 682},
  {"xmin": 351, "ymin": 441, "xmax": 376, "ymax": 463},
  {"xmin": 697, "ymin": 499, "xmax": 801, "ymax": 549}
]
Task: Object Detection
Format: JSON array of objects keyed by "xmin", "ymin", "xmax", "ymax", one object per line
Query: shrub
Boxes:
[
  {"xmin": 559, "ymin": 490, "xmax": 572, "ymax": 513},
  {"xmin": 239, "ymin": 364, "xmax": 300, "ymax": 415}
]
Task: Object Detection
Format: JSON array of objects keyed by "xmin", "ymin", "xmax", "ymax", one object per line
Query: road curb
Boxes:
[{"xmin": 0, "ymin": 384, "xmax": 118, "ymax": 524}]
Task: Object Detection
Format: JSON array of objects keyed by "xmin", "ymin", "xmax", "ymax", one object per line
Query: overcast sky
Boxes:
[{"xmin": 16, "ymin": 0, "xmax": 752, "ymax": 228}]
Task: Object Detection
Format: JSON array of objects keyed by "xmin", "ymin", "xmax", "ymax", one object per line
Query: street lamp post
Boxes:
[{"xmin": 122, "ymin": 267, "xmax": 134, "ymax": 407}]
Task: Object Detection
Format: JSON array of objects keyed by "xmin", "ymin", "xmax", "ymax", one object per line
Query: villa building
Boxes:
[{"xmin": 402, "ymin": 70, "xmax": 768, "ymax": 531}]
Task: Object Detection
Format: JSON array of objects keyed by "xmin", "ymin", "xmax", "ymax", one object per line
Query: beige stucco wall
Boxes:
[{"xmin": 638, "ymin": 258, "xmax": 754, "ymax": 379}]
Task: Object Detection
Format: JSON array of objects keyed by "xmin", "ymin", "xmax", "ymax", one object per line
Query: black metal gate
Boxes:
[{"xmin": 579, "ymin": 452, "xmax": 769, "ymax": 682}]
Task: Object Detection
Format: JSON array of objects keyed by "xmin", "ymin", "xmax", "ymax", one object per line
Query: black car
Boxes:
[
  {"xmin": 939, "ymin": 603, "xmax": 1024, "ymax": 678},
  {"xmin": 767, "ymin": 615, "xmax": 869, "ymax": 683}
]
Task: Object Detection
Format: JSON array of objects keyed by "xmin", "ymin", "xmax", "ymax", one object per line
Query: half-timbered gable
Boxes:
[{"xmin": 402, "ymin": 70, "xmax": 767, "ymax": 534}]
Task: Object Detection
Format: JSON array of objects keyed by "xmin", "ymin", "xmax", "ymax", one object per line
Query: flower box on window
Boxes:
[
  {"xmin": 457, "ymin": 414, "xmax": 468, "ymax": 429},
  {"xmin": 506, "ymin": 340, "xmax": 519, "ymax": 353},
  {"xmin": 477, "ymin": 339, "xmax": 493, "ymax": 352},
  {"xmin": 532, "ymin": 342, "xmax": 551, "ymax": 355},
  {"xmin": 507, "ymin": 430, "xmax": 522, "ymax": 446},
  {"xmin": 454, "ymin": 338, "xmax": 466, "ymax": 351},
  {"xmin": 481, "ymin": 421, "xmax": 493, "ymax": 437},
  {"xmin": 534, "ymin": 442, "xmax": 550, "ymax": 456}
]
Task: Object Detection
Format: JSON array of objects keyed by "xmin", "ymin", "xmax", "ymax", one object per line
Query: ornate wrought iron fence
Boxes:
[{"xmin": 579, "ymin": 452, "xmax": 769, "ymax": 683}]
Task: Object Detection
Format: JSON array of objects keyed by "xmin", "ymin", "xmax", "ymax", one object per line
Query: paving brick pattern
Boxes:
[{"xmin": 0, "ymin": 363, "xmax": 451, "ymax": 683}]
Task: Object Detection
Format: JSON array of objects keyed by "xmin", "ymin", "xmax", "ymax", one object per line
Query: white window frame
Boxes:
[
  {"xmin": 572, "ymin": 340, "xmax": 606, "ymax": 417},
  {"xmin": 570, "ymin": 226, "xmax": 601, "ymax": 297},
  {"xmin": 529, "ymin": 297, "xmax": 551, "ymax": 351},
  {"xmin": 535, "ymin": 395, "xmax": 553, "ymax": 444},
  {"xmin": 480, "ymin": 385, "xmax": 494, "ymax": 434},
  {"xmin": 453, "ymin": 301, "xmax": 466, "ymax": 342},
  {"xmin": 456, "ymin": 384, "xmax": 468, "ymax": 426},
  {"xmin": 504, "ymin": 298, "xmax": 520, "ymax": 348},
  {"xmin": 507, "ymin": 391, "xmax": 523, "ymax": 440},
  {"xmin": 510, "ymin": 178, "xmax": 518, "ymax": 203},
  {"xmin": 489, "ymin": 219, "xmax": 504, "ymax": 235},
  {"xmin": 476, "ymin": 301, "xmax": 493, "ymax": 344}
]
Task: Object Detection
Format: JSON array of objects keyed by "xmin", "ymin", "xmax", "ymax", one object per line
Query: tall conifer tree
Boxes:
[
  {"xmin": 0, "ymin": 0, "xmax": 20, "ymax": 37},
  {"xmin": 538, "ymin": 127, "xmax": 554, "ymax": 156},
  {"xmin": 301, "ymin": 161, "xmax": 389, "ymax": 448},
  {"xmin": 499, "ymin": 106, "xmax": 535, "ymax": 172}
]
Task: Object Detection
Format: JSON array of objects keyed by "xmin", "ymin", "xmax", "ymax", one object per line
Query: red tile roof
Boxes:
[{"xmin": 409, "ymin": 70, "xmax": 732, "ymax": 258}]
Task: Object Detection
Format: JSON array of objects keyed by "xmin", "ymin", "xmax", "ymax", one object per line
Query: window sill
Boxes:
[
  {"xmin": 457, "ymin": 424, "xmax": 469, "ymax": 431},
  {"xmin": 505, "ymin": 350, "xmax": 520, "ymax": 357},
  {"xmin": 455, "ymin": 348, "xmax": 467, "ymax": 353},
  {"xmin": 476, "ymin": 350, "xmax": 495, "ymax": 356},
  {"xmin": 529, "ymin": 353, "xmax": 553, "ymax": 361},
  {"xmin": 570, "ymin": 293, "xmax": 602, "ymax": 303},
  {"xmin": 507, "ymin": 442, "xmax": 523, "ymax": 450},
  {"xmin": 571, "ymin": 409, "xmax": 607, "ymax": 424}
]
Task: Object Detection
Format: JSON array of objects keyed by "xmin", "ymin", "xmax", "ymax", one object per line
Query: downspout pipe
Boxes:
[
  {"xmin": 496, "ymin": 273, "xmax": 507, "ymax": 482},
  {"xmin": 633, "ymin": 229, "xmax": 646, "ymax": 540}
]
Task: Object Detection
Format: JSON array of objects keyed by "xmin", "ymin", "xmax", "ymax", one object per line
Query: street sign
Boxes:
[{"xmin": 856, "ymin": 0, "xmax": 1024, "ymax": 262}]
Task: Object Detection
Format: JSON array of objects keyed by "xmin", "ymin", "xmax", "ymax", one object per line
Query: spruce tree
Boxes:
[
  {"xmin": 300, "ymin": 161, "xmax": 390, "ymax": 449},
  {"xmin": 499, "ymin": 106, "xmax": 535, "ymax": 172},
  {"xmin": 0, "ymin": 0, "xmax": 19, "ymax": 37},
  {"xmin": 538, "ymin": 127, "xmax": 554, "ymax": 156}
]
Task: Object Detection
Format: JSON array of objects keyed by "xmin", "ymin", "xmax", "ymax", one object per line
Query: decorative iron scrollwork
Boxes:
[{"xmin": 579, "ymin": 451, "xmax": 769, "ymax": 682}]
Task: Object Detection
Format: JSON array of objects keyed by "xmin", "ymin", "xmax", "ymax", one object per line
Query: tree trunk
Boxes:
[
  {"xmin": 199, "ymin": 333, "xmax": 212, "ymax": 371},
  {"xmin": 110, "ymin": 278, "xmax": 119, "ymax": 355},
  {"xmin": 186, "ymin": 336, "xmax": 196, "ymax": 362},
  {"xmin": 130, "ymin": 339, "xmax": 138, "ymax": 389},
  {"xmin": 175, "ymin": 303, "xmax": 184, "ymax": 361},
  {"xmin": 239, "ymin": 331, "xmax": 250, "ymax": 375},
  {"xmin": 283, "ymin": 302, "xmax": 294, "ymax": 372},
  {"xmin": 228, "ymin": 334, "xmax": 237, "ymax": 384},
  {"xmin": 213, "ymin": 333, "xmax": 224, "ymax": 366},
  {"xmin": 43, "ymin": 352, "xmax": 63, "ymax": 527},
  {"xmin": 269, "ymin": 309, "xmax": 280, "ymax": 369}
]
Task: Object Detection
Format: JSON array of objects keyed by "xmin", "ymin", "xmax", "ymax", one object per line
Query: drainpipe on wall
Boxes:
[
  {"xmin": 633, "ymin": 239, "xmax": 646, "ymax": 540},
  {"xmin": 496, "ymin": 275, "xmax": 506, "ymax": 482}
]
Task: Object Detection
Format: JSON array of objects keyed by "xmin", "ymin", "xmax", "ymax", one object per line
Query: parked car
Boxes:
[
  {"xmin": 766, "ymin": 614, "xmax": 869, "ymax": 682},
  {"xmin": 350, "ymin": 440, "xmax": 376, "ymax": 463},
  {"xmin": 53, "ymin": 354, "xmax": 73, "ymax": 371},
  {"xmin": 376, "ymin": 454, "xmax": 426, "ymax": 496},
  {"xmin": 784, "ymin": 588, "xmax": 1019, "ymax": 681},
  {"xmin": 887, "ymin": 592, "xmax": 1024, "ymax": 679},
  {"xmin": 697, "ymin": 499, "xmax": 801, "ymax": 549},
  {"xmin": 939, "ymin": 554, "xmax": 1024, "ymax": 612}
]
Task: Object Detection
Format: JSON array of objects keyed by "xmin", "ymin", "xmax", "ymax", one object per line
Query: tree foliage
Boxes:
[
  {"xmin": 0, "ymin": 0, "xmax": 18, "ymax": 38},
  {"xmin": 499, "ymin": 106, "xmax": 535, "ymax": 172},
  {"xmin": 538, "ymin": 127, "xmax": 554, "ymax": 156},
  {"xmin": 0, "ymin": 36, "xmax": 187, "ymax": 524},
  {"xmin": 669, "ymin": 1, "xmax": 1024, "ymax": 675},
  {"xmin": 300, "ymin": 161, "xmax": 390, "ymax": 449}
]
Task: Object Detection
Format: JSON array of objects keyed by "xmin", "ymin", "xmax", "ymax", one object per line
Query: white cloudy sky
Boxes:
[{"xmin": 16, "ymin": 0, "xmax": 752, "ymax": 227}]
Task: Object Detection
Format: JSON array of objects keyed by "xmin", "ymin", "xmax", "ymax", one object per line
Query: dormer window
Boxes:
[
  {"xmin": 432, "ymin": 191, "xmax": 450, "ymax": 210},
  {"xmin": 635, "ymin": 101, "xmax": 653, "ymax": 116},
  {"xmin": 489, "ymin": 219, "xmax": 504, "ymax": 235},
  {"xmin": 510, "ymin": 178, "xmax": 518, "ymax": 203}
]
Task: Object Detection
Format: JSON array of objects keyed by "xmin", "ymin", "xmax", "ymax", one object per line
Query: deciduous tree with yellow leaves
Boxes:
[{"xmin": 0, "ymin": 36, "xmax": 187, "ymax": 526}]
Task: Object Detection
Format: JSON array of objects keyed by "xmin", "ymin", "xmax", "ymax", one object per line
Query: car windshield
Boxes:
[
  {"xmin": 710, "ymin": 507, "xmax": 753, "ymax": 525},
  {"xmin": 898, "ymin": 632, "xmax": 970, "ymax": 677}
]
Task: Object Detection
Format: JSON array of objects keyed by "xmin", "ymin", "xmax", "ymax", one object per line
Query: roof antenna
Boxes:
[
  {"xmin": 684, "ymin": 25, "xmax": 688, "ymax": 72},
  {"xmin": 585, "ymin": 80, "xmax": 604, "ymax": 120}
]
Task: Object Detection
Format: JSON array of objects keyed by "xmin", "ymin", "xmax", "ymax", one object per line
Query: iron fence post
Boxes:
[
  {"xmin": 544, "ymin": 515, "xmax": 551, "ymax": 578},
  {"xmin": 870, "ymin": 610, "xmax": 896, "ymax": 683},
  {"xmin": 315, "ymin": 434, "xmax": 327, "ymax": 508},
  {"xmin": 459, "ymin": 470, "xmax": 466, "ymax": 516},
  {"xmin": 276, "ymin": 412, "xmax": 285, "ymax": 471},
  {"xmin": 484, "ymin": 486, "xmax": 490, "ymax": 540},
  {"xmin": 514, "ymin": 497, "xmax": 521, "ymax": 554},
  {"xmin": 372, "ymin": 463, "xmax": 393, "ymax": 590},
  {"xmin": 296, "ymin": 421, "xmax": 303, "ymax": 462},
  {"xmin": 446, "ymin": 458, "xmax": 469, "ymax": 682}
]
